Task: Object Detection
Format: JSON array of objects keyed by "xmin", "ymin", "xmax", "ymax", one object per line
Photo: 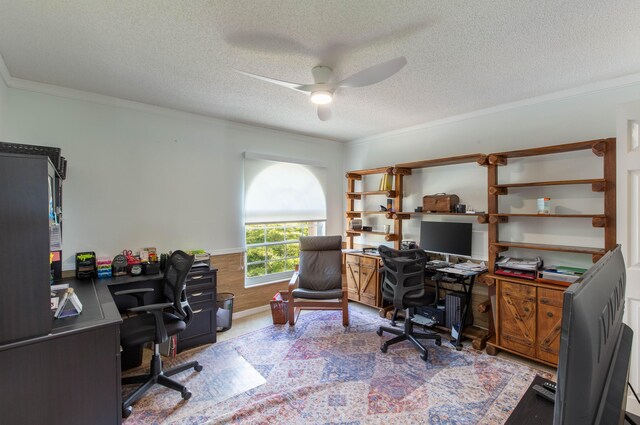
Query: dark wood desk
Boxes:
[
  {"xmin": 507, "ymin": 375, "xmax": 640, "ymax": 425},
  {"xmin": 0, "ymin": 280, "xmax": 123, "ymax": 425},
  {"xmin": 0, "ymin": 269, "xmax": 218, "ymax": 424},
  {"xmin": 506, "ymin": 375, "xmax": 555, "ymax": 424},
  {"xmin": 106, "ymin": 268, "xmax": 218, "ymax": 352}
]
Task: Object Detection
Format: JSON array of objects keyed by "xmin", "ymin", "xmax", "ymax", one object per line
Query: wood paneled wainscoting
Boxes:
[{"xmin": 211, "ymin": 252, "xmax": 288, "ymax": 313}]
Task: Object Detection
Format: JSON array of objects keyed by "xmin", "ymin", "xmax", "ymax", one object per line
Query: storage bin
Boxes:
[
  {"xmin": 216, "ymin": 293, "xmax": 234, "ymax": 332},
  {"xmin": 270, "ymin": 291, "xmax": 289, "ymax": 324}
]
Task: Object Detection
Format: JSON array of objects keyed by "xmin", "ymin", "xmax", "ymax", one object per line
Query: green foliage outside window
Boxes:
[{"xmin": 245, "ymin": 221, "xmax": 323, "ymax": 282}]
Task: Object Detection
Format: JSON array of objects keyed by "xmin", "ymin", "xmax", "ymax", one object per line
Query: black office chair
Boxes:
[
  {"xmin": 376, "ymin": 245, "xmax": 441, "ymax": 361},
  {"xmin": 115, "ymin": 250, "xmax": 202, "ymax": 418}
]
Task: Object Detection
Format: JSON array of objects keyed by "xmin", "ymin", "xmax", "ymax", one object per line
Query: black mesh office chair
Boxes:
[
  {"xmin": 376, "ymin": 245, "xmax": 441, "ymax": 361},
  {"xmin": 115, "ymin": 250, "xmax": 202, "ymax": 418}
]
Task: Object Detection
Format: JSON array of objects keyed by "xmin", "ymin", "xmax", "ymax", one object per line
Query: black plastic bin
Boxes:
[{"xmin": 216, "ymin": 293, "xmax": 235, "ymax": 332}]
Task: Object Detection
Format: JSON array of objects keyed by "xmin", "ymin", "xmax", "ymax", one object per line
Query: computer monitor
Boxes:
[
  {"xmin": 419, "ymin": 221, "xmax": 472, "ymax": 258},
  {"xmin": 554, "ymin": 245, "xmax": 633, "ymax": 425}
]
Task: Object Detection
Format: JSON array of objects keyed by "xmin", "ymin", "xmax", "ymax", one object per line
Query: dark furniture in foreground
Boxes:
[
  {"xmin": 376, "ymin": 246, "xmax": 442, "ymax": 361},
  {"xmin": 0, "ymin": 280, "xmax": 123, "ymax": 425},
  {"xmin": 0, "ymin": 153, "xmax": 53, "ymax": 345},
  {"xmin": 288, "ymin": 236, "xmax": 349, "ymax": 326},
  {"xmin": 115, "ymin": 250, "xmax": 203, "ymax": 418},
  {"xmin": 106, "ymin": 267, "xmax": 218, "ymax": 354},
  {"xmin": 506, "ymin": 375, "xmax": 640, "ymax": 425}
]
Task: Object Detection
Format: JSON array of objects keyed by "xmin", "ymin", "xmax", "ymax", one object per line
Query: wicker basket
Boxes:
[{"xmin": 270, "ymin": 291, "xmax": 289, "ymax": 324}]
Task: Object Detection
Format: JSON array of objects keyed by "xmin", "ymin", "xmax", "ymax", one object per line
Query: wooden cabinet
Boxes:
[
  {"xmin": 536, "ymin": 287, "xmax": 563, "ymax": 363},
  {"xmin": 498, "ymin": 280, "xmax": 537, "ymax": 357},
  {"xmin": 177, "ymin": 268, "xmax": 217, "ymax": 352},
  {"xmin": 345, "ymin": 253, "xmax": 382, "ymax": 308},
  {"xmin": 496, "ymin": 278, "xmax": 564, "ymax": 365}
]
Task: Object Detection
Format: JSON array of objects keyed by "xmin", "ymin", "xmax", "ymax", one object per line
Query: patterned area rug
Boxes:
[{"xmin": 124, "ymin": 309, "xmax": 552, "ymax": 424}]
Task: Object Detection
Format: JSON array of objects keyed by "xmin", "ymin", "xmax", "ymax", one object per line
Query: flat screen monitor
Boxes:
[
  {"xmin": 554, "ymin": 245, "xmax": 632, "ymax": 425},
  {"xmin": 419, "ymin": 221, "xmax": 472, "ymax": 257}
]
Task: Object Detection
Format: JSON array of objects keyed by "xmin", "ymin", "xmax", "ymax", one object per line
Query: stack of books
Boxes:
[
  {"xmin": 538, "ymin": 266, "xmax": 587, "ymax": 286},
  {"xmin": 494, "ymin": 256, "xmax": 542, "ymax": 280}
]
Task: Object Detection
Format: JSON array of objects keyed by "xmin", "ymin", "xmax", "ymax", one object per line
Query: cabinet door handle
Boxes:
[
  {"xmin": 190, "ymin": 292, "xmax": 203, "ymax": 297},
  {"xmin": 191, "ymin": 275, "xmax": 203, "ymax": 280},
  {"xmin": 547, "ymin": 312, "xmax": 554, "ymax": 318},
  {"xmin": 192, "ymin": 309, "xmax": 203, "ymax": 314}
]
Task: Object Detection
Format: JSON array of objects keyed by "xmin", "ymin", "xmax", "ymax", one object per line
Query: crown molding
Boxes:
[{"xmin": 348, "ymin": 71, "xmax": 640, "ymax": 146}]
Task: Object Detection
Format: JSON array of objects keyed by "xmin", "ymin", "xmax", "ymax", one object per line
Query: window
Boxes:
[
  {"xmin": 245, "ymin": 221, "xmax": 325, "ymax": 284},
  {"xmin": 244, "ymin": 154, "xmax": 327, "ymax": 286}
]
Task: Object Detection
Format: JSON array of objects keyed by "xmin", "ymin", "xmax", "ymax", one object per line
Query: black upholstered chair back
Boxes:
[
  {"xmin": 378, "ymin": 245, "xmax": 428, "ymax": 309},
  {"xmin": 162, "ymin": 250, "xmax": 195, "ymax": 324},
  {"xmin": 298, "ymin": 236, "xmax": 342, "ymax": 291}
]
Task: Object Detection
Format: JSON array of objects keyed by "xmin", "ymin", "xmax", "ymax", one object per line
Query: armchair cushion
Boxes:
[{"xmin": 291, "ymin": 288, "xmax": 344, "ymax": 300}]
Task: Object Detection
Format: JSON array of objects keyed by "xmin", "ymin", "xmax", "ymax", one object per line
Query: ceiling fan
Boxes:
[{"xmin": 235, "ymin": 56, "xmax": 407, "ymax": 121}]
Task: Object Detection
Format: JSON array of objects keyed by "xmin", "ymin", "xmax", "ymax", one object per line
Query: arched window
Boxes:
[{"xmin": 244, "ymin": 154, "xmax": 327, "ymax": 286}]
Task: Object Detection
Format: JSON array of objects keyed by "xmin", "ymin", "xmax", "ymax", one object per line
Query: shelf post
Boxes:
[
  {"xmin": 346, "ymin": 177, "xmax": 356, "ymax": 249},
  {"xmin": 393, "ymin": 171, "xmax": 403, "ymax": 250},
  {"xmin": 603, "ymin": 138, "xmax": 616, "ymax": 251}
]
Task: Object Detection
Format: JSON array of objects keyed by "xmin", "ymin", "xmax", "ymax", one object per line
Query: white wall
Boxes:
[
  {"xmin": 345, "ymin": 81, "xmax": 640, "ymax": 267},
  {"xmin": 0, "ymin": 75, "xmax": 7, "ymax": 137},
  {"xmin": 2, "ymin": 88, "xmax": 344, "ymax": 269}
]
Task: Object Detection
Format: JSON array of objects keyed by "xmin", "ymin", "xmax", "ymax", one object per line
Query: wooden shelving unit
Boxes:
[
  {"xmin": 345, "ymin": 230, "xmax": 399, "ymax": 241},
  {"xmin": 491, "ymin": 241, "xmax": 606, "ymax": 256},
  {"xmin": 485, "ymin": 138, "xmax": 617, "ymax": 366},
  {"xmin": 346, "ymin": 190, "xmax": 397, "ymax": 199},
  {"xmin": 490, "ymin": 178, "xmax": 606, "ymax": 193},
  {"xmin": 344, "ymin": 167, "xmax": 407, "ymax": 250}
]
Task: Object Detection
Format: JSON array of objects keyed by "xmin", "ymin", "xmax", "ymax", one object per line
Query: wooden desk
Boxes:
[{"xmin": 0, "ymin": 280, "xmax": 123, "ymax": 425}]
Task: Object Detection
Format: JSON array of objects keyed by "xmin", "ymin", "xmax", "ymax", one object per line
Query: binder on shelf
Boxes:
[{"xmin": 54, "ymin": 288, "xmax": 83, "ymax": 318}]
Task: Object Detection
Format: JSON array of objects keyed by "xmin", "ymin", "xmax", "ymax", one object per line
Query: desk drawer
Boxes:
[
  {"xmin": 187, "ymin": 286, "xmax": 215, "ymax": 303},
  {"xmin": 178, "ymin": 300, "xmax": 216, "ymax": 352},
  {"xmin": 186, "ymin": 270, "xmax": 216, "ymax": 287}
]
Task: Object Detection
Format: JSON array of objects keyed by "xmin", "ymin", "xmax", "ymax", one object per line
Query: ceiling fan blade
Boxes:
[
  {"xmin": 234, "ymin": 69, "xmax": 311, "ymax": 93},
  {"xmin": 336, "ymin": 56, "xmax": 407, "ymax": 88},
  {"xmin": 317, "ymin": 104, "xmax": 332, "ymax": 121}
]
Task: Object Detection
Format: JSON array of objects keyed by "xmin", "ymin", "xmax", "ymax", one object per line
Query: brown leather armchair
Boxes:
[{"xmin": 287, "ymin": 236, "xmax": 349, "ymax": 326}]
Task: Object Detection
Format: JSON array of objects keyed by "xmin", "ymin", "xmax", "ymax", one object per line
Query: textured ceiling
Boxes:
[{"xmin": 1, "ymin": 1, "xmax": 640, "ymax": 142}]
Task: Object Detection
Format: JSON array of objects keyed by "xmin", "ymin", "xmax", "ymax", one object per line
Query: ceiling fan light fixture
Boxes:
[{"xmin": 310, "ymin": 90, "xmax": 333, "ymax": 105}]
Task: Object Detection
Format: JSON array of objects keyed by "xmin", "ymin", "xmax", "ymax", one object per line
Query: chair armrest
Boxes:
[
  {"xmin": 113, "ymin": 288, "xmax": 155, "ymax": 306},
  {"xmin": 288, "ymin": 271, "xmax": 300, "ymax": 293},
  {"xmin": 127, "ymin": 302, "xmax": 173, "ymax": 314},
  {"xmin": 127, "ymin": 302, "xmax": 174, "ymax": 343}
]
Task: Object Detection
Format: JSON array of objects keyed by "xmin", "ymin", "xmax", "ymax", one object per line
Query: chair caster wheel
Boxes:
[
  {"xmin": 194, "ymin": 364, "xmax": 203, "ymax": 372},
  {"xmin": 390, "ymin": 321, "xmax": 397, "ymax": 327},
  {"xmin": 455, "ymin": 346, "xmax": 462, "ymax": 351},
  {"xmin": 122, "ymin": 406, "xmax": 132, "ymax": 418},
  {"xmin": 435, "ymin": 339, "xmax": 442, "ymax": 346},
  {"xmin": 376, "ymin": 328, "xmax": 383, "ymax": 336},
  {"xmin": 380, "ymin": 344, "xmax": 388, "ymax": 353},
  {"xmin": 420, "ymin": 353, "xmax": 428, "ymax": 362},
  {"xmin": 182, "ymin": 389, "xmax": 192, "ymax": 400}
]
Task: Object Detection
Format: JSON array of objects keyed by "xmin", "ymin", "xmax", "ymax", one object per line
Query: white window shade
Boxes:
[{"xmin": 244, "ymin": 155, "xmax": 327, "ymax": 224}]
